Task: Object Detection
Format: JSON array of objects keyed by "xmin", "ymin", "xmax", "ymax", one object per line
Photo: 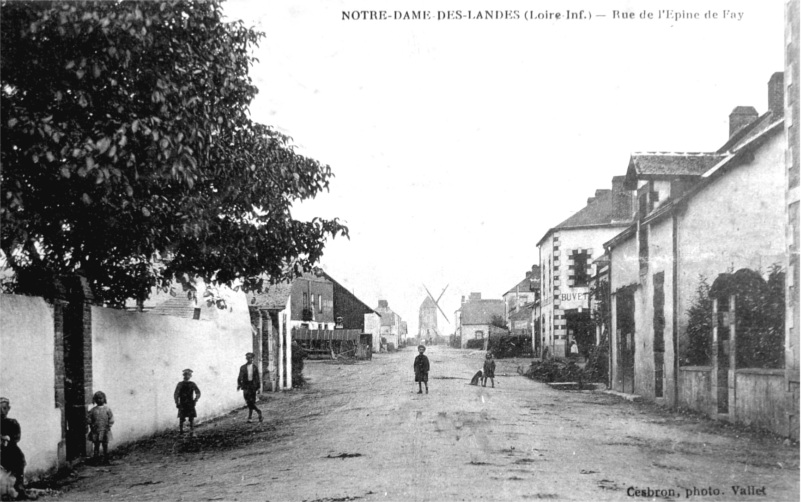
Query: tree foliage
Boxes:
[
  {"xmin": 711, "ymin": 266, "xmax": 785, "ymax": 369},
  {"xmin": 1, "ymin": 1, "xmax": 347, "ymax": 306},
  {"xmin": 683, "ymin": 276, "xmax": 712, "ymax": 366},
  {"xmin": 489, "ymin": 314, "xmax": 508, "ymax": 330}
]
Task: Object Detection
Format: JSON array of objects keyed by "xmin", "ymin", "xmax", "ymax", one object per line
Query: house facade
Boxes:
[
  {"xmin": 502, "ymin": 265, "xmax": 540, "ymax": 325},
  {"xmin": 508, "ymin": 302, "xmax": 535, "ymax": 336},
  {"xmin": 288, "ymin": 273, "xmax": 335, "ymax": 330},
  {"xmin": 374, "ymin": 299, "xmax": 403, "ymax": 350},
  {"xmin": 247, "ymin": 271, "xmax": 335, "ymax": 391},
  {"xmin": 606, "ymin": 73, "xmax": 797, "ymax": 437},
  {"xmin": 537, "ymin": 177, "xmax": 634, "ymax": 358},
  {"xmin": 457, "ymin": 292, "xmax": 505, "ymax": 348},
  {"xmin": 320, "ymin": 271, "xmax": 380, "ymax": 351}
]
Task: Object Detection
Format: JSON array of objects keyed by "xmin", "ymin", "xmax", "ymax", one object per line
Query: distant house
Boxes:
[
  {"xmin": 502, "ymin": 265, "xmax": 540, "ymax": 326},
  {"xmin": 374, "ymin": 299, "xmax": 403, "ymax": 350},
  {"xmin": 125, "ymin": 281, "xmax": 242, "ymax": 322},
  {"xmin": 508, "ymin": 302, "xmax": 535, "ymax": 337},
  {"xmin": 457, "ymin": 293, "xmax": 505, "ymax": 348},
  {"xmin": 247, "ymin": 271, "xmax": 335, "ymax": 391},
  {"xmin": 320, "ymin": 271, "xmax": 381, "ymax": 352}
]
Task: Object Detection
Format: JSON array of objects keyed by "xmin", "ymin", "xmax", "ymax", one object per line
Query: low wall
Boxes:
[
  {"xmin": 735, "ymin": 369, "xmax": 788, "ymax": 436},
  {"xmin": 0, "ymin": 295, "xmax": 63, "ymax": 475},
  {"xmin": 91, "ymin": 294, "xmax": 252, "ymax": 447},
  {"xmin": 678, "ymin": 366, "xmax": 715, "ymax": 417}
]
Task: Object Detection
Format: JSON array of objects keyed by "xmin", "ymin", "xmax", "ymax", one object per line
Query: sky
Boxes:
[{"xmin": 221, "ymin": 0, "xmax": 786, "ymax": 337}]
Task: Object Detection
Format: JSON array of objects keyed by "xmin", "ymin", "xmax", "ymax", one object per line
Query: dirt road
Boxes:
[{"xmin": 47, "ymin": 345, "xmax": 799, "ymax": 501}]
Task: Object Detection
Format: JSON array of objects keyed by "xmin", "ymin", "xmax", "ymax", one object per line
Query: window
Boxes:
[
  {"xmin": 302, "ymin": 292, "xmax": 313, "ymax": 321},
  {"xmin": 475, "ymin": 330, "xmax": 484, "ymax": 339},
  {"xmin": 318, "ymin": 294, "xmax": 323, "ymax": 313},
  {"xmin": 573, "ymin": 251, "xmax": 590, "ymax": 287}
]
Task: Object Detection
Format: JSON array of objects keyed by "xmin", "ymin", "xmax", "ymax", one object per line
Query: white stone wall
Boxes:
[
  {"xmin": 0, "ymin": 295, "xmax": 63, "ymax": 475},
  {"xmin": 91, "ymin": 292, "xmax": 252, "ymax": 447},
  {"xmin": 633, "ymin": 218, "xmax": 676, "ymax": 401}
]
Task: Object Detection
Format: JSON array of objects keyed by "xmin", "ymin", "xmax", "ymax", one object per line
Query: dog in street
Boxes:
[{"xmin": 469, "ymin": 370, "xmax": 483, "ymax": 386}]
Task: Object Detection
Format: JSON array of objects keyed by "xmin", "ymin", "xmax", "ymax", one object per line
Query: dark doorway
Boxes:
[
  {"xmin": 564, "ymin": 309, "xmax": 593, "ymax": 357},
  {"xmin": 653, "ymin": 272, "xmax": 665, "ymax": 398},
  {"xmin": 616, "ymin": 286, "xmax": 636, "ymax": 394},
  {"xmin": 63, "ymin": 300, "xmax": 88, "ymax": 461}
]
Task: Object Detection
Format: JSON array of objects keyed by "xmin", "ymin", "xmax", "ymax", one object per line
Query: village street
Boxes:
[{"xmin": 47, "ymin": 346, "xmax": 799, "ymax": 502}]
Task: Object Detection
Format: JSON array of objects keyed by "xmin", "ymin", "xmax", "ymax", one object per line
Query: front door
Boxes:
[{"xmin": 616, "ymin": 287, "xmax": 636, "ymax": 394}]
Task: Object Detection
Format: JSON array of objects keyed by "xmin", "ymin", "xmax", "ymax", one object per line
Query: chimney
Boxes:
[
  {"xmin": 768, "ymin": 72, "xmax": 784, "ymax": 116},
  {"xmin": 525, "ymin": 271, "xmax": 532, "ymax": 279},
  {"xmin": 589, "ymin": 188, "xmax": 610, "ymax": 205},
  {"xmin": 461, "ymin": 295, "xmax": 466, "ymax": 305},
  {"xmin": 469, "ymin": 292, "xmax": 482, "ymax": 302},
  {"xmin": 530, "ymin": 265, "xmax": 540, "ymax": 291},
  {"xmin": 729, "ymin": 106, "xmax": 758, "ymax": 137},
  {"xmin": 378, "ymin": 299, "xmax": 388, "ymax": 308},
  {"xmin": 611, "ymin": 175, "xmax": 633, "ymax": 220},
  {"xmin": 611, "ymin": 175, "xmax": 626, "ymax": 194}
]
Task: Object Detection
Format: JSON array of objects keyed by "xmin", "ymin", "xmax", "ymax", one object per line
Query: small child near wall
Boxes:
[{"xmin": 87, "ymin": 391, "xmax": 114, "ymax": 465}]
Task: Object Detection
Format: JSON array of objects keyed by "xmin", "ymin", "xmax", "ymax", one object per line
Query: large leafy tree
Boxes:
[{"xmin": 1, "ymin": 1, "xmax": 347, "ymax": 306}]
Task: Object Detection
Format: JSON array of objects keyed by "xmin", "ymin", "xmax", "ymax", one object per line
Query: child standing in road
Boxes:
[
  {"xmin": 414, "ymin": 345, "xmax": 430, "ymax": 394},
  {"xmin": 174, "ymin": 369, "xmax": 201, "ymax": 436},
  {"xmin": 482, "ymin": 352, "xmax": 496, "ymax": 388},
  {"xmin": 87, "ymin": 391, "xmax": 114, "ymax": 464}
]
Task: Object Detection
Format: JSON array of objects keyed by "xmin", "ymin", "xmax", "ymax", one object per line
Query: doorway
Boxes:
[{"xmin": 616, "ymin": 286, "xmax": 636, "ymax": 394}]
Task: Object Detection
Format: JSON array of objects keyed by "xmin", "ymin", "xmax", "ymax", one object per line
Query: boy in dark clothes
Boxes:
[
  {"xmin": 174, "ymin": 369, "xmax": 201, "ymax": 435},
  {"xmin": 413, "ymin": 345, "xmax": 430, "ymax": 394}
]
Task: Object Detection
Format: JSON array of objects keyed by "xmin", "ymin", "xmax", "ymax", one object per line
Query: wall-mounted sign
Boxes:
[{"xmin": 559, "ymin": 289, "xmax": 590, "ymax": 310}]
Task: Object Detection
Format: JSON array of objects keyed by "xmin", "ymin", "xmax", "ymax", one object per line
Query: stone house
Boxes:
[
  {"xmin": 320, "ymin": 271, "xmax": 381, "ymax": 352},
  {"xmin": 457, "ymin": 293, "xmax": 505, "ymax": 348},
  {"xmin": 537, "ymin": 177, "xmax": 634, "ymax": 358},
  {"xmin": 502, "ymin": 265, "xmax": 540, "ymax": 325},
  {"xmin": 374, "ymin": 299, "xmax": 403, "ymax": 350},
  {"xmin": 605, "ymin": 72, "xmax": 797, "ymax": 437}
]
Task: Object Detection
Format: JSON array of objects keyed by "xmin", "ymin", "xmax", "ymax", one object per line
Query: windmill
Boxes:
[
  {"xmin": 423, "ymin": 284, "xmax": 450, "ymax": 323},
  {"xmin": 419, "ymin": 284, "xmax": 449, "ymax": 342}
]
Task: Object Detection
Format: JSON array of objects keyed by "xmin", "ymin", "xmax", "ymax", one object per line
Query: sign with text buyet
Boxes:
[{"xmin": 558, "ymin": 289, "xmax": 590, "ymax": 310}]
